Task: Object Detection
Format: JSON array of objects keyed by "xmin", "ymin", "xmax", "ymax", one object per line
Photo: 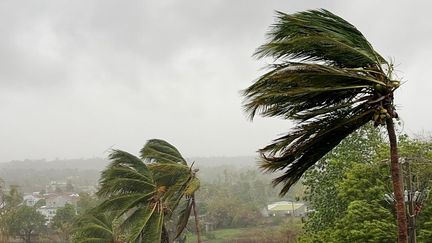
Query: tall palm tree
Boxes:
[
  {"xmin": 96, "ymin": 139, "xmax": 200, "ymax": 243},
  {"xmin": 243, "ymin": 9, "xmax": 407, "ymax": 242}
]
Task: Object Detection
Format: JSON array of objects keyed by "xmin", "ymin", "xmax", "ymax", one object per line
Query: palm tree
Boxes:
[
  {"xmin": 243, "ymin": 9, "xmax": 407, "ymax": 242},
  {"xmin": 140, "ymin": 139, "xmax": 202, "ymax": 243},
  {"xmin": 95, "ymin": 139, "xmax": 200, "ymax": 243}
]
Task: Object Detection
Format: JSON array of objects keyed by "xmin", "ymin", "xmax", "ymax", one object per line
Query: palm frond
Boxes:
[
  {"xmin": 109, "ymin": 150, "xmax": 152, "ymax": 176},
  {"xmin": 256, "ymin": 9, "xmax": 387, "ymax": 68},
  {"xmin": 148, "ymin": 163, "xmax": 191, "ymax": 187},
  {"xmin": 125, "ymin": 204, "xmax": 164, "ymax": 243},
  {"xmin": 140, "ymin": 139, "xmax": 187, "ymax": 165},
  {"xmin": 260, "ymin": 107, "xmax": 374, "ymax": 195},
  {"xmin": 72, "ymin": 212, "xmax": 115, "ymax": 243},
  {"xmin": 174, "ymin": 198, "xmax": 193, "ymax": 239},
  {"xmin": 140, "ymin": 208, "xmax": 164, "ymax": 243},
  {"xmin": 243, "ymin": 9, "xmax": 399, "ymax": 196},
  {"xmin": 97, "ymin": 150, "xmax": 154, "ymax": 198},
  {"xmin": 184, "ymin": 177, "xmax": 200, "ymax": 197},
  {"xmin": 243, "ymin": 62, "xmax": 381, "ymax": 121},
  {"xmin": 98, "ymin": 171, "xmax": 155, "ymax": 197},
  {"xmin": 96, "ymin": 193, "xmax": 154, "ymax": 216}
]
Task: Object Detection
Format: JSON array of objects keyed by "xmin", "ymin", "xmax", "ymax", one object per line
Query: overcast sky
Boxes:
[{"xmin": 0, "ymin": 1, "xmax": 431, "ymax": 162}]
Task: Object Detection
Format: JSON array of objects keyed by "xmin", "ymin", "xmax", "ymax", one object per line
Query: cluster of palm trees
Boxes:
[
  {"xmin": 76, "ymin": 9, "xmax": 408, "ymax": 243},
  {"xmin": 73, "ymin": 140, "xmax": 201, "ymax": 243}
]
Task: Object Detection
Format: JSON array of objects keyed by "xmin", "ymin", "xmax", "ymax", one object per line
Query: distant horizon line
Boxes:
[{"xmin": 0, "ymin": 154, "xmax": 260, "ymax": 163}]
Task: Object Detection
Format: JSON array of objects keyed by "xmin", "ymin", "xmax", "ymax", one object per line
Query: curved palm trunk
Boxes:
[
  {"xmin": 191, "ymin": 195, "xmax": 202, "ymax": 243},
  {"xmin": 386, "ymin": 118, "xmax": 408, "ymax": 243}
]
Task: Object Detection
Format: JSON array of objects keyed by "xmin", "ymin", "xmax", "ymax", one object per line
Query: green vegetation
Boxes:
[
  {"xmin": 0, "ymin": 131, "xmax": 431, "ymax": 242},
  {"xmin": 1, "ymin": 8, "xmax": 431, "ymax": 243},
  {"xmin": 75, "ymin": 139, "xmax": 201, "ymax": 243},
  {"xmin": 300, "ymin": 126, "xmax": 432, "ymax": 242},
  {"xmin": 187, "ymin": 218, "xmax": 302, "ymax": 243},
  {"xmin": 243, "ymin": 9, "xmax": 407, "ymax": 241},
  {"xmin": 72, "ymin": 212, "xmax": 124, "ymax": 243},
  {"xmin": 5, "ymin": 205, "xmax": 46, "ymax": 243},
  {"xmin": 52, "ymin": 204, "xmax": 76, "ymax": 242}
]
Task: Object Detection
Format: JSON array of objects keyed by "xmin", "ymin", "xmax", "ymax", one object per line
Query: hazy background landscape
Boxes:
[
  {"xmin": 0, "ymin": 156, "xmax": 261, "ymax": 192},
  {"xmin": 1, "ymin": 1, "xmax": 432, "ymax": 242}
]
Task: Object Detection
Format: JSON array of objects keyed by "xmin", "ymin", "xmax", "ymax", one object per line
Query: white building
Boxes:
[
  {"xmin": 265, "ymin": 201, "xmax": 307, "ymax": 217},
  {"xmin": 23, "ymin": 194, "xmax": 43, "ymax": 207},
  {"xmin": 38, "ymin": 193, "xmax": 79, "ymax": 224},
  {"xmin": 45, "ymin": 194, "xmax": 79, "ymax": 208},
  {"xmin": 36, "ymin": 206, "xmax": 57, "ymax": 225}
]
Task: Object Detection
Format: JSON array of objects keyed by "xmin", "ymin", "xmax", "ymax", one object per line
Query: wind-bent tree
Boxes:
[
  {"xmin": 243, "ymin": 9, "xmax": 407, "ymax": 242},
  {"xmin": 96, "ymin": 139, "xmax": 200, "ymax": 243},
  {"xmin": 140, "ymin": 139, "xmax": 202, "ymax": 243}
]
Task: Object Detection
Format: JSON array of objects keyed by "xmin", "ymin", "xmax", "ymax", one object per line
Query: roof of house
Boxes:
[
  {"xmin": 23, "ymin": 194, "xmax": 43, "ymax": 200},
  {"xmin": 44, "ymin": 193, "xmax": 79, "ymax": 199},
  {"xmin": 267, "ymin": 201, "xmax": 305, "ymax": 211}
]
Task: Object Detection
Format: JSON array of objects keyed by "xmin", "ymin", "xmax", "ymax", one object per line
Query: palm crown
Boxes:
[
  {"xmin": 243, "ymin": 9, "xmax": 400, "ymax": 195},
  {"xmin": 94, "ymin": 139, "xmax": 200, "ymax": 242}
]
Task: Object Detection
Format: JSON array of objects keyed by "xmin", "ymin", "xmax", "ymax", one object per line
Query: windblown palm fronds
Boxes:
[
  {"xmin": 243, "ymin": 9, "xmax": 400, "ymax": 195},
  {"xmin": 72, "ymin": 212, "xmax": 122, "ymax": 243},
  {"xmin": 95, "ymin": 139, "xmax": 200, "ymax": 243}
]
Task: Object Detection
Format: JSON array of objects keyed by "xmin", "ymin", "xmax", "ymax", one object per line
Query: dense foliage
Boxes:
[
  {"xmin": 6, "ymin": 205, "xmax": 46, "ymax": 243},
  {"xmin": 300, "ymin": 126, "xmax": 432, "ymax": 242},
  {"xmin": 52, "ymin": 204, "xmax": 76, "ymax": 242}
]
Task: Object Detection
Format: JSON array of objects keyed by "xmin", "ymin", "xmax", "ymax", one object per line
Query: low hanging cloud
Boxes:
[{"xmin": 0, "ymin": 0, "xmax": 431, "ymax": 161}]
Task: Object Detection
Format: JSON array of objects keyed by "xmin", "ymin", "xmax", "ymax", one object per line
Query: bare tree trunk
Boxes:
[
  {"xmin": 386, "ymin": 118, "xmax": 408, "ymax": 243},
  {"xmin": 191, "ymin": 195, "xmax": 202, "ymax": 243},
  {"xmin": 24, "ymin": 231, "xmax": 31, "ymax": 243},
  {"xmin": 406, "ymin": 162, "xmax": 417, "ymax": 243}
]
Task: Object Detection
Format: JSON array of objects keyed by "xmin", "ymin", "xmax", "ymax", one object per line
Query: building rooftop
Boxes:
[{"xmin": 267, "ymin": 201, "xmax": 305, "ymax": 211}]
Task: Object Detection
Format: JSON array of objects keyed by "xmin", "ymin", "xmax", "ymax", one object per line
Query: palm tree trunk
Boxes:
[
  {"xmin": 191, "ymin": 195, "xmax": 202, "ymax": 243},
  {"xmin": 386, "ymin": 118, "xmax": 408, "ymax": 243},
  {"xmin": 161, "ymin": 225, "xmax": 170, "ymax": 243}
]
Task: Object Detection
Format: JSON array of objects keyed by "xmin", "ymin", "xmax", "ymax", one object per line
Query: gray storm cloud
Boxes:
[{"xmin": 0, "ymin": 0, "xmax": 431, "ymax": 161}]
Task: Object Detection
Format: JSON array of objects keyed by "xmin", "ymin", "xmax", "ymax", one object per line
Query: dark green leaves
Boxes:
[
  {"xmin": 140, "ymin": 139, "xmax": 187, "ymax": 165},
  {"xmin": 72, "ymin": 213, "xmax": 115, "ymax": 243},
  {"xmin": 244, "ymin": 9, "xmax": 396, "ymax": 195},
  {"xmin": 175, "ymin": 198, "xmax": 193, "ymax": 239},
  {"xmin": 126, "ymin": 205, "xmax": 164, "ymax": 243},
  {"xmin": 92, "ymin": 139, "xmax": 199, "ymax": 242},
  {"xmin": 244, "ymin": 62, "xmax": 381, "ymax": 121},
  {"xmin": 97, "ymin": 150, "xmax": 154, "ymax": 199},
  {"xmin": 257, "ymin": 9, "xmax": 386, "ymax": 68}
]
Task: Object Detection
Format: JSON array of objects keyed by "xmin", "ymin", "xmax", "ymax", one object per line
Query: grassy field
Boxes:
[
  {"xmin": 187, "ymin": 228, "xmax": 246, "ymax": 243},
  {"xmin": 186, "ymin": 218, "xmax": 303, "ymax": 243}
]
